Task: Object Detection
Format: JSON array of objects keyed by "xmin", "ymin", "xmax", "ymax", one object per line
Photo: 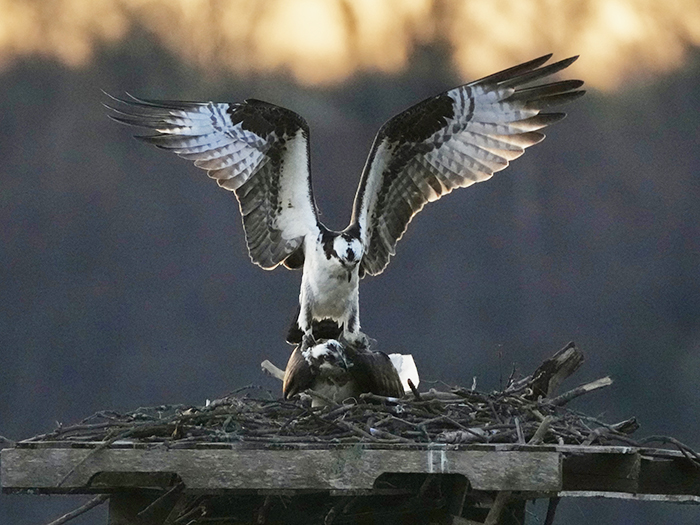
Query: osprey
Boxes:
[
  {"xmin": 282, "ymin": 339, "xmax": 404, "ymax": 406},
  {"xmin": 107, "ymin": 54, "xmax": 584, "ymax": 345}
]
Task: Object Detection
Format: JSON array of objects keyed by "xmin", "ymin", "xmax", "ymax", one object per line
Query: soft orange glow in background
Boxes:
[{"xmin": 0, "ymin": 0, "xmax": 698, "ymax": 89}]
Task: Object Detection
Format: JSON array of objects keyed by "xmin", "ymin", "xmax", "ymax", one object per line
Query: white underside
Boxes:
[{"xmin": 298, "ymin": 234, "xmax": 361, "ymax": 339}]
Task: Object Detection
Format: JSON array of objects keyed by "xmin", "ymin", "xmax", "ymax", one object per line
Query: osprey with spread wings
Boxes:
[{"xmin": 108, "ymin": 54, "xmax": 584, "ymax": 345}]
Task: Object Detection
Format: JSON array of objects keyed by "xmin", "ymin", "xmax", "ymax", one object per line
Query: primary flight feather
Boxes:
[{"xmin": 106, "ymin": 54, "xmax": 584, "ymax": 346}]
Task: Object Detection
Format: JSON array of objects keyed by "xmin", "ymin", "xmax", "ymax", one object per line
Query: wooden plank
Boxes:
[
  {"xmin": 1, "ymin": 446, "xmax": 561, "ymax": 493},
  {"xmin": 558, "ymin": 491, "xmax": 700, "ymax": 504}
]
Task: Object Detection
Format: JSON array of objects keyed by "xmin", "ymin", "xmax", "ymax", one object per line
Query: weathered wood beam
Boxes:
[{"xmin": 1, "ymin": 446, "xmax": 561, "ymax": 493}]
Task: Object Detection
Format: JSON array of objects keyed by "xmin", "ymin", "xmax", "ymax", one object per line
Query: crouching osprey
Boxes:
[
  {"xmin": 106, "ymin": 54, "xmax": 584, "ymax": 345},
  {"xmin": 282, "ymin": 339, "xmax": 404, "ymax": 406}
]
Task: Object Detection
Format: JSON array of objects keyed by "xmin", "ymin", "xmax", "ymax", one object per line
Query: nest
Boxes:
[{"xmin": 22, "ymin": 342, "xmax": 697, "ymax": 458}]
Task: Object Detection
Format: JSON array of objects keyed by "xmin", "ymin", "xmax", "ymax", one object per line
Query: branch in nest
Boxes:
[
  {"xmin": 528, "ymin": 341, "xmax": 584, "ymax": 398},
  {"xmin": 545, "ymin": 376, "xmax": 613, "ymax": 406},
  {"xmin": 507, "ymin": 341, "xmax": 584, "ymax": 398},
  {"xmin": 528, "ymin": 416, "xmax": 554, "ymax": 445},
  {"xmin": 407, "ymin": 378, "xmax": 421, "ymax": 400},
  {"xmin": 261, "ymin": 360, "xmax": 285, "ymax": 381}
]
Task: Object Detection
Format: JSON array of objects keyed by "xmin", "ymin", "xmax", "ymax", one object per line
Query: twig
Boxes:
[
  {"xmin": 638, "ymin": 435, "xmax": 700, "ymax": 465},
  {"xmin": 528, "ymin": 341, "xmax": 584, "ymax": 398},
  {"xmin": 484, "ymin": 491, "xmax": 511, "ymax": 525},
  {"xmin": 172, "ymin": 503, "xmax": 206, "ymax": 524},
  {"xmin": 544, "ymin": 496, "xmax": 561, "ymax": 525},
  {"xmin": 324, "ymin": 496, "xmax": 352, "ymax": 525},
  {"xmin": 57, "ymin": 431, "xmax": 132, "ymax": 487},
  {"xmin": 358, "ymin": 392, "xmax": 402, "ymax": 404},
  {"xmin": 545, "ymin": 376, "xmax": 613, "ymax": 406},
  {"xmin": 582, "ymin": 427, "xmax": 606, "ymax": 446},
  {"xmin": 44, "ymin": 494, "xmax": 109, "ymax": 525},
  {"xmin": 488, "ymin": 400, "xmax": 503, "ymax": 424},
  {"xmin": 334, "ymin": 419, "xmax": 376, "ymax": 440},
  {"xmin": 407, "ymin": 378, "xmax": 421, "ymax": 400},
  {"xmin": 307, "ymin": 390, "xmax": 340, "ymax": 406},
  {"xmin": 257, "ymin": 495, "xmax": 273, "ymax": 524},
  {"xmin": 57, "ymin": 415, "xmax": 182, "ymax": 486},
  {"xmin": 137, "ymin": 482, "xmax": 185, "ymax": 518},
  {"xmin": 528, "ymin": 416, "xmax": 554, "ymax": 445},
  {"xmin": 0, "ymin": 435, "xmax": 16, "ymax": 446},
  {"xmin": 514, "ymin": 417, "xmax": 525, "ymax": 444},
  {"xmin": 261, "ymin": 360, "xmax": 285, "ymax": 381}
]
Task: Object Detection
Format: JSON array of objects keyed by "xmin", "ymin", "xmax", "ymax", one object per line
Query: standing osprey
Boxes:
[
  {"xmin": 282, "ymin": 339, "xmax": 404, "ymax": 406},
  {"xmin": 107, "ymin": 54, "xmax": 584, "ymax": 345}
]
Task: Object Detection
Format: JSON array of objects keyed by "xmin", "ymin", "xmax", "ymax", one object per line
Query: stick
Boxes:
[
  {"xmin": 544, "ymin": 496, "xmax": 561, "ymax": 525},
  {"xmin": 0, "ymin": 435, "xmax": 16, "ymax": 446},
  {"xmin": 57, "ymin": 430, "xmax": 134, "ymax": 486},
  {"xmin": 324, "ymin": 496, "xmax": 352, "ymax": 525},
  {"xmin": 529, "ymin": 341, "xmax": 584, "ymax": 398},
  {"xmin": 334, "ymin": 419, "xmax": 376, "ymax": 440},
  {"xmin": 638, "ymin": 435, "xmax": 700, "ymax": 465},
  {"xmin": 137, "ymin": 482, "xmax": 185, "ymax": 518},
  {"xmin": 57, "ymin": 413, "xmax": 183, "ymax": 486},
  {"xmin": 257, "ymin": 495, "xmax": 273, "ymax": 524},
  {"xmin": 514, "ymin": 417, "xmax": 525, "ymax": 444},
  {"xmin": 45, "ymin": 494, "xmax": 109, "ymax": 525},
  {"xmin": 545, "ymin": 376, "xmax": 613, "ymax": 406},
  {"xmin": 483, "ymin": 491, "xmax": 512, "ymax": 525},
  {"xmin": 528, "ymin": 416, "xmax": 554, "ymax": 445},
  {"xmin": 407, "ymin": 378, "xmax": 421, "ymax": 400},
  {"xmin": 308, "ymin": 390, "xmax": 339, "ymax": 406},
  {"xmin": 358, "ymin": 392, "xmax": 402, "ymax": 403},
  {"xmin": 261, "ymin": 360, "xmax": 285, "ymax": 381}
]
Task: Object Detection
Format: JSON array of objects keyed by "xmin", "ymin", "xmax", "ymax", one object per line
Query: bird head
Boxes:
[
  {"xmin": 305, "ymin": 339, "xmax": 351, "ymax": 374},
  {"xmin": 332, "ymin": 234, "xmax": 363, "ymax": 269}
]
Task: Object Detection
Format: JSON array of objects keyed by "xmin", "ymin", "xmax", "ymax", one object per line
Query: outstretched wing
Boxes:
[
  {"xmin": 351, "ymin": 54, "xmax": 585, "ymax": 276},
  {"xmin": 106, "ymin": 95, "xmax": 319, "ymax": 270}
]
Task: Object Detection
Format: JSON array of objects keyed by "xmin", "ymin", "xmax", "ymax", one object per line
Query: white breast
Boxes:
[{"xmin": 298, "ymin": 235, "xmax": 360, "ymax": 331}]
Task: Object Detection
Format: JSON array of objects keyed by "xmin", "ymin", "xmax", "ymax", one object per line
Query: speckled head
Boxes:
[{"xmin": 302, "ymin": 339, "xmax": 350, "ymax": 372}]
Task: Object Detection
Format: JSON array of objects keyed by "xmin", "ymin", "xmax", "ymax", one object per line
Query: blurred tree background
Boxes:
[{"xmin": 0, "ymin": 1, "xmax": 699, "ymax": 523}]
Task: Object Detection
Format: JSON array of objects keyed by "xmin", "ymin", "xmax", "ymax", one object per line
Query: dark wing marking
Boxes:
[
  {"xmin": 282, "ymin": 346, "xmax": 314, "ymax": 399},
  {"xmin": 106, "ymin": 95, "xmax": 319, "ymax": 270},
  {"xmin": 347, "ymin": 348, "xmax": 404, "ymax": 398},
  {"xmin": 350, "ymin": 55, "xmax": 585, "ymax": 276}
]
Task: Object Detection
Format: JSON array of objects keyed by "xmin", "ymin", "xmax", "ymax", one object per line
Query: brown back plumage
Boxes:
[{"xmin": 282, "ymin": 339, "xmax": 404, "ymax": 404}]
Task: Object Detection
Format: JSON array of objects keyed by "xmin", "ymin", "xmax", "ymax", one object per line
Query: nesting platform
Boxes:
[{"xmin": 3, "ymin": 343, "xmax": 698, "ymax": 524}]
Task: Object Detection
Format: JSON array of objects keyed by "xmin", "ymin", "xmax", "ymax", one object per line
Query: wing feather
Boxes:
[
  {"xmin": 106, "ymin": 95, "xmax": 319, "ymax": 270},
  {"xmin": 351, "ymin": 55, "xmax": 584, "ymax": 276},
  {"xmin": 282, "ymin": 347, "xmax": 314, "ymax": 400},
  {"xmin": 346, "ymin": 348, "xmax": 404, "ymax": 398}
]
